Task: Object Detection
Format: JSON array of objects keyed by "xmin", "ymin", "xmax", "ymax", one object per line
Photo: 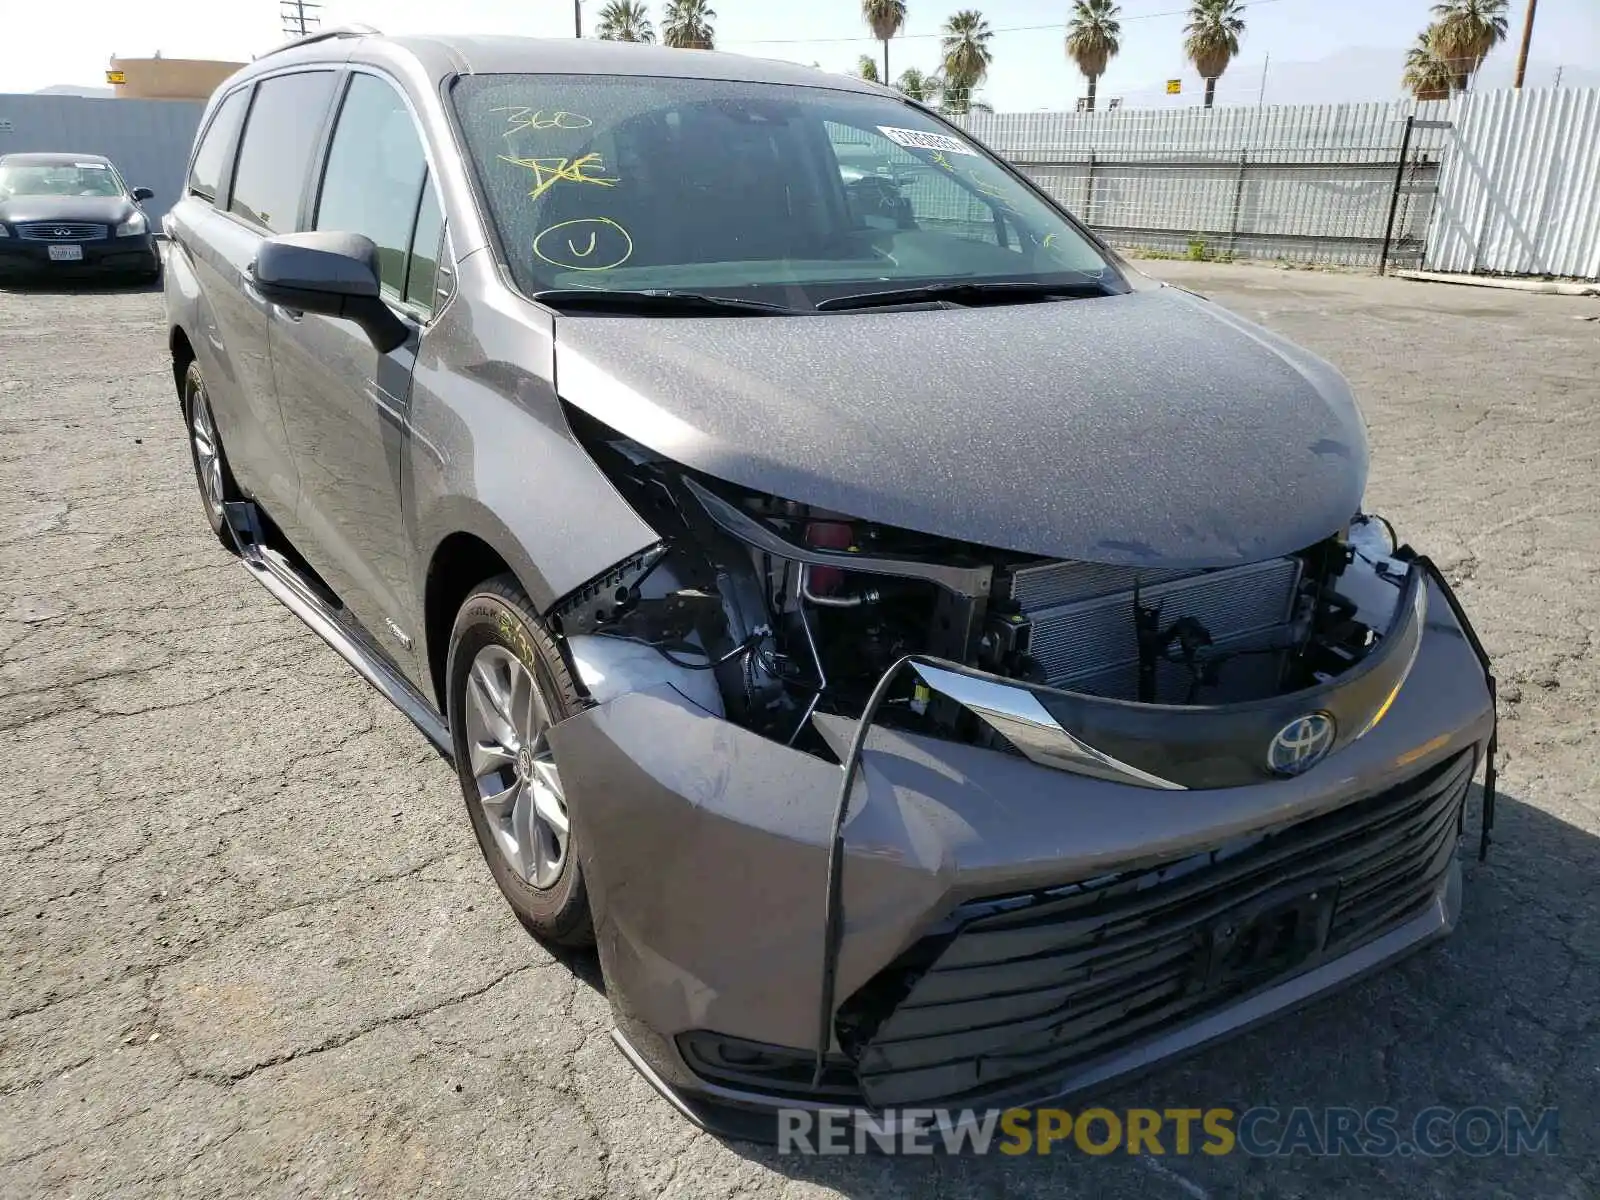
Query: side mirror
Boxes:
[
  {"xmin": 131, "ymin": 186, "xmax": 155, "ymax": 202},
  {"xmin": 249, "ymin": 231, "xmax": 410, "ymax": 354}
]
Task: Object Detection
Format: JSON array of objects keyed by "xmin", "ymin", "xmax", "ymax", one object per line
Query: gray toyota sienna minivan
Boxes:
[{"xmin": 164, "ymin": 28, "xmax": 1497, "ymax": 1139}]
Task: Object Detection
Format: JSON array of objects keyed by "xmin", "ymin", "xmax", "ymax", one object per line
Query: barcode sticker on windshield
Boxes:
[{"xmin": 877, "ymin": 127, "xmax": 978, "ymax": 156}]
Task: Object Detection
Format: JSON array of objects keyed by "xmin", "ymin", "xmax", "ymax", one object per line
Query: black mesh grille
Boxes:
[{"xmin": 840, "ymin": 750, "xmax": 1475, "ymax": 1108}]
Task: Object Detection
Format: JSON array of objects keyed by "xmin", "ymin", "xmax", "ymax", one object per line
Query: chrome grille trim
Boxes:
[{"xmin": 16, "ymin": 222, "xmax": 107, "ymax": 242}]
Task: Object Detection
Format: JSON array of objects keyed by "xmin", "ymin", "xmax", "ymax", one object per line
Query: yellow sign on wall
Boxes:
[
  {"xmin": 105, "ymin": 70, "xmax": 126, "ymax": 84},
  {"xmin": 1166, "ymin": 79, "xmax": 1182, "ymax": 95}
]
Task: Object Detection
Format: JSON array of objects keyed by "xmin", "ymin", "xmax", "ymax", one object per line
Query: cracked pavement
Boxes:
[{"xmin": 1, "ymin": 264, "xmax": 1596, "ymax": 1198}]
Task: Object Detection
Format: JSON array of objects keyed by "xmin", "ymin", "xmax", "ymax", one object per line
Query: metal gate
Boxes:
[{"xmin": 1378, "ymin": 115, "xmax": 1452, "ymax": 275}]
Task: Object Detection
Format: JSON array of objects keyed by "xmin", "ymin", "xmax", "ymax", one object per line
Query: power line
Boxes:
[
  {"xmin": 722, "ymin": 0, "xmax": 1291, "ymax": 47},
  {"xmin": 281, "ymin": 0, "xmax": 321, "ymax": 38}
]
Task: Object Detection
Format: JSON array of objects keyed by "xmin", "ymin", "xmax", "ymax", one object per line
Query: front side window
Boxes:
[
  {"xmin": 315, "ymin": 73, "xmax": 429, "ymax": 300},
  {"xmin": 0, "ymin": 162, "xmax": 124, "ymax": 199},
  {"xmin": 452, "ymin": 73, "xmax": 1116, "ymax": 305},
  {"xmin": 405, "ymin": 184, "xmax": 446, "ymax": 314},
  {"xmin": 187, "ymin": 88, "xmax": 249, "ymax": 202},
  {"xmin": 229, "ymin": 70, "xmax": 337, "ymax": 234}
]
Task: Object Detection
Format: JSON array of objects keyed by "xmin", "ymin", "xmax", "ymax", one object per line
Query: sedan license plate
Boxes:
[{"xmin": 48, "ymin": 244, "xmax": 84, "ymax": 262}]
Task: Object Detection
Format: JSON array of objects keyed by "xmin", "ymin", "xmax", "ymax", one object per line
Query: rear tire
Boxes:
[
  {"xmin": 182, "ymin": 360, "xmax": 239, "ymax": 552},
  {"xmin": 446, "ymin": 575, "xmax": 593, "ymax": 947}
]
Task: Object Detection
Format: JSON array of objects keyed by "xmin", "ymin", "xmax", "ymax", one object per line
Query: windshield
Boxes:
[
  {"xmin": 452, "ymin": 74, "xmax": 1120, "ymax": 307},
  {"xmin": 0, "ymin": 162, "xmax": 124, "ymax": 199}
]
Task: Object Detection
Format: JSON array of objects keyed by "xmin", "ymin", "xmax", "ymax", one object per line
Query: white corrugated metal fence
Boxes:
[{"xmin": 1426, "ymin": 87, "xmax": 1600, "ymax": 279}]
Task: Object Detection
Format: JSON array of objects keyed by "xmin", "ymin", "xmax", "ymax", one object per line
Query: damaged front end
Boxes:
[{"xmin": 542, "ymin": 408, "xmax": 1497, "ymax": 1136}]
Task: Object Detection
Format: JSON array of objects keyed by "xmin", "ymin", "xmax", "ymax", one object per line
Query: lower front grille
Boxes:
[
  {"xmin": 839, "ymin": 750, "xmax": 1475, "ymax": 1109},
  {"xmin": 16, "ymin": 222, "xmax": 107, "ymax": 241}
]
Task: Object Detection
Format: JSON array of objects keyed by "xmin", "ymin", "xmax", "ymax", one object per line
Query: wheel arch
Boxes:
[
  {"xmin": 170, "ymin": 324, "xmax": 197, "ymax": 410},
  {"xmin": 423, "ymin": 529, "xmax": 519, "ymax": 713}
]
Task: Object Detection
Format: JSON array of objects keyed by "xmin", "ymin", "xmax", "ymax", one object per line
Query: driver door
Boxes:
[{"xmin": 268, "ymin": 70, "xmax": 448, "ymax": 665}]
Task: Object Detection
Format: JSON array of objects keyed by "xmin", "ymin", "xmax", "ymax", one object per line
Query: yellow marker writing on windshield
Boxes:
[
  {"xmin": 499, "ymin": 153, "xmax": 619, "ymax": 201},
  {"xmin": 533, "ymin": 218, "xmax": 634, "ymax": 272},
  {"xmin": 490, "ymin": 107, "xmax": 594, "ymax": 137}
]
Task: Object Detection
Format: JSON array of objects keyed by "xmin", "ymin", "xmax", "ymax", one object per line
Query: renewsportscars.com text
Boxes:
[{"xmin": 776, "ymin": 1105, "xmax": 1559, "ymax": 1157}]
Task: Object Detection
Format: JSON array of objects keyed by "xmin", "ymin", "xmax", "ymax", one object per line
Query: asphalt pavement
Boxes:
[{"xmin": 1, "ymin": 263, "xmax": 1595, "ymax": 1198}]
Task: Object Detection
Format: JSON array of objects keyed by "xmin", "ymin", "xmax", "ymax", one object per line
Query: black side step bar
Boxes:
[{"xmin": 222, "ymin": 501, "xmax": 453, "ymax": 760}]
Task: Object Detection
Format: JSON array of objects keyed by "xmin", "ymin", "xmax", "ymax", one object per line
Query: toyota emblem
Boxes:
[{"xmin": 1267, "ymin": 712, "xmax": 1336, "ymax": 776}]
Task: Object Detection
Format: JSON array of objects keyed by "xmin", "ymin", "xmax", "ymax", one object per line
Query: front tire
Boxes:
[
  {"xmin": 182, "ymin": 360, "xmax": 239, "ymax": 551},
  {"xmin": 446, "ymin": 575, "xmax": 593, "ymax": 947}
]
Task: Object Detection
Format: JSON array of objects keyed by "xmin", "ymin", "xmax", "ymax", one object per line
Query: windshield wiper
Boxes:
[
  {"xmin": 534, "ymin": 288, "xmax": 799, "ymax": 316},
  {"xmin": 815, "ymin": 278, "xmax": 1114, "ymax": 312}
]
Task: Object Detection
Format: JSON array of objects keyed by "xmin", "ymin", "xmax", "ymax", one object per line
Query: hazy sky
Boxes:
[{"xmin": 2, "ymin": 0, "xmax": 1596, "ymax": 110}]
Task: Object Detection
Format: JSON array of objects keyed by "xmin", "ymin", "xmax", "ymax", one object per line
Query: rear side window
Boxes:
[
  {"xmin": 229, "ymin": 71, "xmax": 337, "ymax": 234},
  {"xmin": 187, "ymin": 88, "xmax": 248, "ymax": 202},
  {"xmin": 314, "ymin": 74, "xmax": 428, "ymax": 300}
]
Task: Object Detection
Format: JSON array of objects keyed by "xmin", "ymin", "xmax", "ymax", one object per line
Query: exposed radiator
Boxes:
[{"xmin": 1000, "ymin": 558, "xmax": 1302, "ymax": 702}]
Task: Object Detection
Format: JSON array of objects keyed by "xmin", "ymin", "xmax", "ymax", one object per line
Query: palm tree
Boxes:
[
  {"xmin": 940, "ymin": 10, "xmax": 994, "ymax": 115},
  {"xmin": 857, "ymin": 54, "xmax": 882, "ymax": 82},
  {"xmin": 1430, "ymin": 0, "xmax": 1509, "ymax": 91},
  {"xmin": 1183, "ymin": 0, "xmax": 1246, "ymax": 109},
  {"xmin": 662, "ymin": 0, "xmax": 716, "ymax": 49},
  {"xmin": 595, "ymin": 0, "xmax": 654, "ymax": 42},
  {"xmin": 896, "ymin": 67, "xmax": 940, "ymax": 103},
  {"xmin": 1403, "ymin": 30, "xmax": 1454, "ymax": 100},
  {"xmin": 862, "ymin": 0, "xmax": 908, "ymax": 87},
  {"xmin": 1065, "ymin": 0, "xmax": 1121, "ymax": 113}
]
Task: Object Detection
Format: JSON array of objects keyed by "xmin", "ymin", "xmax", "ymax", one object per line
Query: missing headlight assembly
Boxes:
[{"xmin": 552, "ymin": 407, "xmax": 1436, "ymax": 779}]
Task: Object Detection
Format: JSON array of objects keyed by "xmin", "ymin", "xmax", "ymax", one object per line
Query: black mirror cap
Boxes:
[
  {"xmin": 253, "ymin": 230, "xmax": 383, "ymax": 298},
  {"xmin": 250, "ymin": 231, "xmax": 410, "ymax": 354},
  {"xmin": 131, "ymin": 186, "xmax": 155, "ymax": 202}
]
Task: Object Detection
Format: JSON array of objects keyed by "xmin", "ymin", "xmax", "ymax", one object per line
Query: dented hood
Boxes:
[{"xmin": 552, "ymin": 285, "xmax": 1368, "ymax": 567}]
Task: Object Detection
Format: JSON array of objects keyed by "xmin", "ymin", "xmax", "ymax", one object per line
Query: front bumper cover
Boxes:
[
  {"xmin": 0, "ymin": 232, "xmax": 158, "ymax": 276},
  {"xmin": 547, "ymin": 567, "xmax": 1495, "ymax": 1140}
]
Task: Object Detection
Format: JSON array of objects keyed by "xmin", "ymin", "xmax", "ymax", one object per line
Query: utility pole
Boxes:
[
  {"xmin": 1258, "ymin": 54, "xmax": 1270, "ymax": 106},
  {"xmin": 280, "ymin": 0, "xmax": 321, "ymax": 38},
  {"xmin": 574, "ymin": 0, "xmax": 583, "ymax": 37},
  {"xmin": 1513, "ymin": 0, "xmax": 1537, "ymax": 89}
]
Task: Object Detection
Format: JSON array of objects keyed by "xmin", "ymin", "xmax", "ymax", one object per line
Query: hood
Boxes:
[
  {"xmin": 552, "ymin": 286, "xmax": 1369, "ymax": 568},
  {"xmin": 0, "ymin": 194, "xmax": 136, "ymax": 227}
]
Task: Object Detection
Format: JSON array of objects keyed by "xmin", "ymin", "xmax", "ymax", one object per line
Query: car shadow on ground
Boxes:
[
  {"xmin": 694, "ymin": 786, "xmax": 1596, "ymax": 1197},
  {"xmin": 0, "ymin": 274, "xmax": 163, "ymax": 298}
]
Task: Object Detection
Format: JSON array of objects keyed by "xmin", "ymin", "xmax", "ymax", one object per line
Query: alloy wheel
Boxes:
[
  {"xmin": 462, "ymin": 644, "xmax": 570, "ymax": 889},
  {"xmin": 189, "ymin": 388, "xmax": 224, "ymax": 513}
]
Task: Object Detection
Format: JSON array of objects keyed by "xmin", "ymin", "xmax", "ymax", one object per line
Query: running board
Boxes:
[{"xmin": 222, "ymin": 501, "xmax": 453, "ymax": 760}]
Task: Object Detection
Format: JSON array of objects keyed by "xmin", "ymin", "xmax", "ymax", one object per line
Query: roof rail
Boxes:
[{"xmin": 259, "ymin": 24, "xmax": 382, "ymax": 60}]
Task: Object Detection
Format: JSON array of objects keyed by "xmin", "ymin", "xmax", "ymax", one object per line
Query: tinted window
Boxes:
[
  {"xmin": 405, "ymin": 181, "xmax": 446, "ymax": 314},
  {"xmin": 229, "ymin": 71, "xmax": 336, "ymax": 234},
  {"xmin": 187, "ymin": 88, "xmax": 248, "ymax": 201},
  {"xmin": 315, "ymin": 74, "xmax": 428, "ymax": 299},
  {"xmin": 451, "ymin": 74, "xmax": 1115, "ymax": 306}
]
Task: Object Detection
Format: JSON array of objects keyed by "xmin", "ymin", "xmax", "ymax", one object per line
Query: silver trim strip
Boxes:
[
  {"xmin": 909, "ymin": 661, "xmax": 1186, "ymax": 789},
  {"xmin": 222, "ymin": 501, "xmax": 452, "ymax": 758}
]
